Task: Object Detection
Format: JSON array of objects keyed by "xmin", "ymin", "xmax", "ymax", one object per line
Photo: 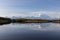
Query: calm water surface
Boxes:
[{"xmin": 0, "ymin": 23, "xmax": 60, "ymax": 40}]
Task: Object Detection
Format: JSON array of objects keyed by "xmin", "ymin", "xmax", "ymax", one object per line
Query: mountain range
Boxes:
[{"xmin": 10, "ymin": 14, "xmax": 60, "ymax": 20}]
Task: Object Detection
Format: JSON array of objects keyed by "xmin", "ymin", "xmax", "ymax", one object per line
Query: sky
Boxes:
[{"xmin": 0, "ymin": 0, "xmax": 60, "ymax": 18}]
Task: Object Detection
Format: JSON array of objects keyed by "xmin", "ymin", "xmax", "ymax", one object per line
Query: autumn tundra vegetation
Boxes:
[{"xmin": 0, "ymin": 17, "xmax": 60, "ymax": 24}]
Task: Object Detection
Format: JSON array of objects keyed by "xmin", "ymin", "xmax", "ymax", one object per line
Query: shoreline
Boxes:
[
  {"xmin": 12, "ymin": 19, "xmax": 60, "ymax": 23},
  {"xmin": 0, "ymin": 17, "xmax": 60, "ymax": 24}
]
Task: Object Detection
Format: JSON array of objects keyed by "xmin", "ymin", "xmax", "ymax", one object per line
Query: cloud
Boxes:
[
  {"xmin": 0, "ymin": 0, "xmax": 34, "ymax": 17},
  {"xmin": 0, "ymin": 0, "xmax": 60, "ymax": 18},
  {"xmin": 0, "ymin": 0, "xmax": 35, "ymax": 7},
  {"xmin": 0, "ymin": 9, "xmax": 60, "ymax": 18},
  {"xmin": 0, "ymin": 8, "xmax": 30, "ymax": 17},
  {"xmin": 31, "ymin": 11, "xmax": 60, "ymax": 18},
  {"xmin": 31, "ymin": 23, "xmax": 60, "ymax": 31}
]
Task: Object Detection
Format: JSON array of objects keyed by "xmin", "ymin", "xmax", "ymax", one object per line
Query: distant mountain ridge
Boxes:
[{"xmin": 10, "ymin": 14, "xmax": 58, "ymax": 20}]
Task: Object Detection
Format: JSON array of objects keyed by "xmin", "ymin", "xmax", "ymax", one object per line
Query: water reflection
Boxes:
[
  {"xmin": 0, "ymin": 23, "xmax": 10, "ymax": 25},
  {"xmin": 40, "ymin": 23, "xmax": 51, "ymax": 28},
  {"xmin": 0, "ymin": 23, "xmax": 60, "ymax": 40},
  {"xmin": 0, "ymin": 23, "xmax": 60, "ymax": 31},
  {"xmin": 31, "ymin": 23, "xmax": 60, "ymax": 31}
]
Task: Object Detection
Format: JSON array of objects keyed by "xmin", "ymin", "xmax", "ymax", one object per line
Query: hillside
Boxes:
[{"xmin": 0, "ymin": 17, "xmax": 11, "ymax": 24}]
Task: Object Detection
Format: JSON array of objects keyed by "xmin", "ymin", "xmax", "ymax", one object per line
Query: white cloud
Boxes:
[
  {"xmin": 0, "ymin": 0, "xmax": 60, "ymax": 18},
  {"xmin": 0, "ymin": 9, "xmax": 60, "ymax": 18},
  {"xmin": 31, "ymin": 23, "xmax": 60, "ymax": 31},
  {"xmin": 31, "ymin": 11, "xmax": 60, "ymax": 18}
]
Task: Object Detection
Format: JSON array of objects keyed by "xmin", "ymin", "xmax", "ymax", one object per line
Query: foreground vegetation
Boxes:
[
  {"xmin": 0, "ymin": 17, "xmax": 60, "ymax": 24},
  {"xmin": 0, "ymin": 17, "xmax": 11, "ymax": 24},
  {"xmin": 12, "ymin": 18, "xmax": 60, "ymax": 23}
]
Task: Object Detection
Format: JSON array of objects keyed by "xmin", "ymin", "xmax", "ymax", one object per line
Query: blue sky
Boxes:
[{"xmin": 0, "ymin": 0, "xmax": 60, "ymax": 18}]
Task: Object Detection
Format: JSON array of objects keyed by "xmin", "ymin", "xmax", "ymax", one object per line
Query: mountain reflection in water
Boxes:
[{"xmin": 0, "ymin": 23, "xmax": 60, "ymax": 40}]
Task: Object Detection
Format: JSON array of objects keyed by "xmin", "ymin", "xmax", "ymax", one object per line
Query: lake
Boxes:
[{"xmin": 0, "ymin": 23, "xmax": 60, "ymax": 40}]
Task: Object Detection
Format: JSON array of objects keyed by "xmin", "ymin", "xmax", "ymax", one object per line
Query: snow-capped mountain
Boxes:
[
  {"xmin": 39, "ymin": 14, "xmax": 52, "ymax": 20},
  {"xmin": 24, "ymin": 14, "xmax": 52, "ymax": 20},
  {"xmin": 10, "ymin": 14, "xmax": 54, "ymax": 20}
]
